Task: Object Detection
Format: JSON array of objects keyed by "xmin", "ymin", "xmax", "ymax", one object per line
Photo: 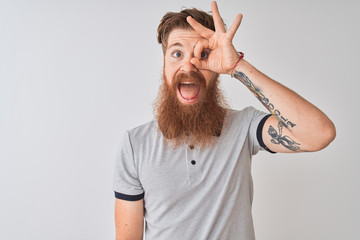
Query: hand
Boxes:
[{"xmin": 187, "ymin": 1, "xmax": 243, "ymax": 75}]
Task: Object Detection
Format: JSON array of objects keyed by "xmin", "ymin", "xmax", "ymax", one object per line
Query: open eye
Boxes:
[
  {"xmin": 172, "ymin": 51, "xmax": 182, "ymax": 58},
  {"xmin": 200, "ymin": 49, "xmax": 210, "ymax": 60}
]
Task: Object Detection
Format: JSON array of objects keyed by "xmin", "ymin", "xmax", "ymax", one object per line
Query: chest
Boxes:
[{"xmin": 135, "ymin": 136, "xmax": 252, "ymax": 201}]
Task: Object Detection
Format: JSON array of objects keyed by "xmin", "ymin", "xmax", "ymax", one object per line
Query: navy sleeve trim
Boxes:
[
  {"xmin": 256, "ymin": 114, "xmax": 276, "ymax": 154},
  {"xmin": 114, "ymin": 191, "xmax": 144, "ymax": 201}
]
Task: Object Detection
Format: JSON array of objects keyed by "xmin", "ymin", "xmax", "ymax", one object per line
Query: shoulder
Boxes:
[
  {"xmin": 128, "ymin": 120, "xmax": 157, "ymax": 134},
  {"xmin": 226, "ymin": 106, "xmax": 265, "ymax": 123},
  {"xmin": 223, "ymin": 107, "xmax": 269, "ymax": 136},
  {"xmin": 125, "ymin": 120, "xmax": 160, "ymax": 147},
  {"xmin": 127, "ymin": 119, "xmax": 157, "ymax": 138}
]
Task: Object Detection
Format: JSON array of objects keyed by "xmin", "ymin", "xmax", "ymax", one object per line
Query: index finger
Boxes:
[
  {"xmin": 193, "ymin": 39, "xmax": 210, "ymax": 60},
  {"xmin": 187, "ymin": 16, "xmax": 214, "ymax": 39}
]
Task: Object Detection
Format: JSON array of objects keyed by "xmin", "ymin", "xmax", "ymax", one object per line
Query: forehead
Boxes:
[{"xmin": 167, "ymin": 28, "xmax": 205, "ymax": 49}]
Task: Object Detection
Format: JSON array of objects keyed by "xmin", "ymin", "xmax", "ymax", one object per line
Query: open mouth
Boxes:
[{"xmin": 177, "ymin": 82, "xmax": 201, "ymax": 103}]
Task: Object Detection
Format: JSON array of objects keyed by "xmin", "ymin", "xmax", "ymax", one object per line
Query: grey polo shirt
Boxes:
[{"xmin": 113, "ymin": 107, "xmax": 273, "ymax": 240}]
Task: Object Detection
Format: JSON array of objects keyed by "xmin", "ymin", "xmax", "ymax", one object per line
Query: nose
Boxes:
[{"xmin": 180, "ymin": 56, "xmax": 198, "ymax": 72}]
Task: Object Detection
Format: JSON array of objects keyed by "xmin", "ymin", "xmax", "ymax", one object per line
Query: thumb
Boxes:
[{"xmin": 190, "ymin": 57, "xmax": 210, "ymax": 70}]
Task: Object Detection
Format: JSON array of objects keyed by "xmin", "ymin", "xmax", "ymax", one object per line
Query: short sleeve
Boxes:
[
  {"xmin": 113, "ymin": 131, "xmax": 144, "ymax": 201},
  {"xmin": 248, "ymin": 107, "xmax": 276, "ymax": 155}
]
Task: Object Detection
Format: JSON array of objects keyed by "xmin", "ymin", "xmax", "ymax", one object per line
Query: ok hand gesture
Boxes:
[{"xmin": 187, "ymin": 1, "xmax": 243, "ymax": 75}]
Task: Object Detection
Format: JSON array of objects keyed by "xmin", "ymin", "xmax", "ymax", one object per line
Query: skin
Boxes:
[
  {"xmin": 114, "ymin": 198, "xmax": 144, "ymax": 240},
  {"xmin": 164, "ymin": 28, "xmax": 218, "ymax": 104},
  {"xmin": 115, "ymin": 1, "xmax": 336, "ymax": 238}
]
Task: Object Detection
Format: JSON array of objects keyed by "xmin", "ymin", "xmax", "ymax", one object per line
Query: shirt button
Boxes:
[
  {"xmin": 191, "ymin": 160, "xmax": 196, "ymax": 165},
  {"xmin": 189, "ymin": 145, "xmax": 194, "ymax": 150}
]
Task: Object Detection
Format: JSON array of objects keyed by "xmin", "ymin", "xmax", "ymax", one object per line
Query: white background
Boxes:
[{"xmin": 0, "ymin": 0, "xmax": 359, "ymax": 239}]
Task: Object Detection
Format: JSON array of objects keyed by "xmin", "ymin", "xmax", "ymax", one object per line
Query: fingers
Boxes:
[
  {"xmin": 187, "ymin": 16, "xmax": 214, "ymax": 39},
  {"xmin": 187, "ymin": 1, "xmax": 242, "ymax": 40},
  {"xmin": 227, "ymin": 14, "xmax": 243, "ymax": 40},
  {"xmin": 190, "ymin": 58, "xmax": 201, "ymax": 69},
  {"xmin": 191, "ymin": 40, "xmax": 210, "ymax": 70},
  {"xmin": 193, "ymin": 39, "xmax": 209, "ymax": 60},
  {"xmin": 190, "ymin": 57, "xmax": 209, "ymax": 70},
  {"xmin": 211, "ymin": 1, "xmax": 226, "ymax": 33}
]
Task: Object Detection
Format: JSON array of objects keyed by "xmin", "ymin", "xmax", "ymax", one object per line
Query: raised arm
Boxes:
[
  {"xmin": 187, "ymin": 1, "xmax": 336, "ymax": 153},
  {"xmin": 232, "ymin": 60, "xmax": 336, "ymax": 152},
  {"xmin": 114, "ymin": 198, "xmax": 144, "ymax": 240}
]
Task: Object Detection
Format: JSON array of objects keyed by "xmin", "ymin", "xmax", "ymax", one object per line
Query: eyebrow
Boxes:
[{"xmin": 167, "ymin": 42, "xmax": 183, "ymax": 50}]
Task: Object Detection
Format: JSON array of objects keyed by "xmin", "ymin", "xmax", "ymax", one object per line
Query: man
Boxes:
[{"xmin": 113, "ymin": 2, "xmax": 336, "ymax": 239}]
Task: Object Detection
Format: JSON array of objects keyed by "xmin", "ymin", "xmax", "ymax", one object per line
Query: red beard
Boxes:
[{"xmin": 154, "ymin": 71, "xmax": 228, "ymax": 149}]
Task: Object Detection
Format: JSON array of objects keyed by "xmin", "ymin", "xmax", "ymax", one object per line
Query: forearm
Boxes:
[{"xmin": 233, "ymin": 59, "xmax": 336, "ymax": 151}]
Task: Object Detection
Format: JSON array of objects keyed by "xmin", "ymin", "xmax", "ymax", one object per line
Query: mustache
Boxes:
[{"xmin": 172, "ymin": 71, "xmax": 206, "ymax": 89}]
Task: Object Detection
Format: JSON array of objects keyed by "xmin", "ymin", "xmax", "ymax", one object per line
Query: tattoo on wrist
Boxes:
[
  {"xmin": 233, "ymin": 71, "xmax": 296, "ymax": 129},
  {"xmin": 268, "ymin": 122, "xmax": 301, "ymax": 152}
]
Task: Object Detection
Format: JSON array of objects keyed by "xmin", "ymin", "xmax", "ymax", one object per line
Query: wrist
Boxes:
[{"xmin": 229, "ymin": 52, "xmax": 244, "ymax": 77}]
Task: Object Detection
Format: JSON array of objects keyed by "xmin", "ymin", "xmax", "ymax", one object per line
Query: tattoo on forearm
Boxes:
[
  {"xmin": 268, "ymin": 122, "xmax": 301, "ymax": 151},
  {"xmin": 233, "ymin": 71, "xmax": 296, "ymax": 129}
]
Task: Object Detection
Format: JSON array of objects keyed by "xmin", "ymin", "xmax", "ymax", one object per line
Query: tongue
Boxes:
[{"xmin": 179, "ymin": 84, "xmax": 200, "ymax": 100}]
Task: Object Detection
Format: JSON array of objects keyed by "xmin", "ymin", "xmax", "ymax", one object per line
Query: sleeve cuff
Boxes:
[
  {"xmin": 256, "ymin": 114, "xmax": 276, "ymax": 154},
  {"xmin": 114, "ymin": 191, "xmax": 144, "ymax": 201}
]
